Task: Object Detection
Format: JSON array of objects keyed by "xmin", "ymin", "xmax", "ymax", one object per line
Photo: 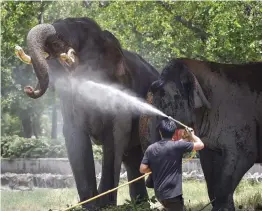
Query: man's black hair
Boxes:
[{"xmin": 157, "ymin": 118, "xmax": 177, "ymax": 139}]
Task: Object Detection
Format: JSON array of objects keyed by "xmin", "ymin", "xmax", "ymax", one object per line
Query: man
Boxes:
[{"xmin": 140, "ymin": 118, "xmax": 204, "ymax": 211}]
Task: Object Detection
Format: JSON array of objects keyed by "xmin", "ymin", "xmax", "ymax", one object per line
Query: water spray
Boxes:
[
  {"xmin": 167, "ymin": 116, "xmax": 189, "ymax": 129},
  {"xmin": 65, "ymin": 79, "xmax": 192, "ymax": 131}
]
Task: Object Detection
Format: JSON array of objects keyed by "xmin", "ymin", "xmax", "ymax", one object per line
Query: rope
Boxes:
[
  {"xmin": 197, "ymin": 198, "xmax": 216, "ymax": 211},
  {"xmin": 63, "ymin": 150, "xmax": 196, "ymax": 211}
]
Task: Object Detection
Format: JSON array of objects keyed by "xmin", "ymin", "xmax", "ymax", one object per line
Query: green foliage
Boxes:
[
  {"xmin": 183, "ymin": 151, "xmax": 199, "ymax": 159},
  {"xmin": 1, "ymin": 135, "xmax": 67, "ymax": 158},
  {"xmin": 42, "ymin": 1, "xmax": 262, "ymax": 69},
  {"xmin": 1, "ymin": 1, "xmax": 55, "ymax": 137},
  {"xmin": 1, "ymin": 135, "xmax": 103, "ymax": 159},
  {"xmin": 92, "ymin": 144, "xmax": 103, "ymax": 160},
  {"xmin": 1, "ymin": 113, "xmax": 22, "ymax": 136},
  {"xmin": 61, "ymin": 196, "xmax": 161, "ymax": 211}
]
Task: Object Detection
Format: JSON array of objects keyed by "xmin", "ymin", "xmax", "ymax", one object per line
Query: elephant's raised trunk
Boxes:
[{"xmin": 25, "ymin": 24, "xmax": 56, "ymax": 99}]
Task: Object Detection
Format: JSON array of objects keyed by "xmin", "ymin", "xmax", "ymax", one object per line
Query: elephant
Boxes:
[
  {"xmin": 18, "ymin": 17, "xmax": 160, "ymax": 210},
  {"xmin": 139, "ymin": 58, "xmax": 262, "ymax": 210}
]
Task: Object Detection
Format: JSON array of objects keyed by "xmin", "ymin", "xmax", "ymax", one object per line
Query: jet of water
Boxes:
[
  {"xmin": 56, "ymin": 78, "xmax": 187, "ymax": 128},
  {"xmin": 77, "ymin": 80, "xmax": 168, "ymax": 117}
]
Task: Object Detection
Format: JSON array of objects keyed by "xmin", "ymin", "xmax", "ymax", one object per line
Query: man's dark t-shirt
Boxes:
[{"xmin": 141, "ymin": 139, "xmax": 193, "ymax": 201}]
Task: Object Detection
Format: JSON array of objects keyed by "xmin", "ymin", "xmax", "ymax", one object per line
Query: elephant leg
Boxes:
[
  {"xmin": 212, "ymin": 148, "xmax": 256, "ymax": 211},
  {"xmin": 63, "ymin": 124, "xmax": 98, "ymax": 210},
  {"xmin": 210, "ymin": 142, "xmax": 239, "ymax": 211},
  {"xmin": 123, "ymin": 144, "xmax": 148, "ymax": 203},
  {"xmin": 199, "ymin": 135, "xmax": 224, "ymax": 208},
  {"xmin": 98, "ymin": 116, "xmax": 132, "ymax": 207},
  {"xmin": 98, "ymin": 136, "xmax": 117, "ymax": 208},
  {"xmin": 199, "ymin": 147, "xmax": 219, "ymax": 207},
  {"xmin": 230, "ymin": 150, "xmax": 256, "ymax": 207},
  {"xmin": 212, "ymin": 124, "xmax": 257, "ymax": 211}
]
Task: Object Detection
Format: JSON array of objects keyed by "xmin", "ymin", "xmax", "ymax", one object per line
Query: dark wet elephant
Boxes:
[
  {"xmin": 18, "ymin": 17, "xmax": 159, "ymax": 210},
  {"xmin": 139, "ymin": 58, "xmax": 262, "ymax": 211}
]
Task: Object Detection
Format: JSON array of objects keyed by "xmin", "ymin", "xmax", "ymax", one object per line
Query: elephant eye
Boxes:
[
  {"xmin": 52, "ymin": 42, "xmax": 60, "ymax": 50},
  {"xmin": 164, "ymin": 83, "xmax": 181, "ymax": 97}
]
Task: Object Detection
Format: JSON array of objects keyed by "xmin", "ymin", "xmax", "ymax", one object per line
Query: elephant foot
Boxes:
[
  {"xmin": 77, "ymin": 198, "xmax": 100, "ymax": 211},
  {"xmin": 212, "ymin": 208, "xmax": 234, "ymax": 211},
  {"xmin": 211, "ymin": 202, "xmax": 235, "ymax": 211},
  {"xmin": 79, "ymin": 197, "xmax": 115, "ymax": 210},
  {"xmin": 97, "ymin": 194, "xmax": 117, "ymax": 209},
  {"xmin": 212, "ymin": 191, "xmax": 235, "ymax": 211},
  {"xmin": 81, "ymin": 203, "xmax": 100, "ymax": 211}
]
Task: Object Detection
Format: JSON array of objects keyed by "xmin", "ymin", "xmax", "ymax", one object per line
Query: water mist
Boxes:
[
  {"xmin": 56, "ymin": 78, "xmax": 186, "ymax": 128},
  {"xmin": 77, "ymin": 80, "xmax": 167, "ymax": 116}
]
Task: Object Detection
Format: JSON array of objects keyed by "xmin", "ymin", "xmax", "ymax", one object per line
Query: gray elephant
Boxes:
[
  {"xmin": 17, "ymin": 17, "xmax": 159, "ymax": 210},
  {"xmin": 140, "ymin": 58, "xmax": 262, "ymax": 210}
]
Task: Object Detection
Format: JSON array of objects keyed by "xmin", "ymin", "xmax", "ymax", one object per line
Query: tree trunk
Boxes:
[
  {"xmin": 32, "ymin": 114, "xmax": 42, "ymax": 138},
  {"xmin": 20, "ymin": 113, "xmax": 32, "ymax": 138},
  {"xmin": 38, "ymin": 1, "xmax": 44, "ymax": 24},
  {"xmin": 51, "ymin": 93, "xmax": 57, "ymax": 139}
]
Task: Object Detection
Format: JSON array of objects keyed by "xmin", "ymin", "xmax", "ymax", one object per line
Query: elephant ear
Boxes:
[
  {"xmin": 188, "ymin": 72, "xmax": 211, "ymax": 109},
  {"xmin": 102, "ymin": 30, "xmax": 126, "ymax": 77}
]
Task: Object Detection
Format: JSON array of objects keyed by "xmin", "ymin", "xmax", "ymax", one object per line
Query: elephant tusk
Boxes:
[
  {"xmin": 15, "ymin": 45, "xmax": 32, "ymax": 64},
  {"xmin": 67, "ymin": 48, "xmax": 76, "ymax": 63},
  {"xmin": 60, "ymin": 48, "xmax": 76, "ymax": 65}
]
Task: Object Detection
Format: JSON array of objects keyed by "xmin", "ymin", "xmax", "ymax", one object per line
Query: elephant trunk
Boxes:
[{"xmin": 25, "ymin": 24, "xmax": 56, "ymax": 99}]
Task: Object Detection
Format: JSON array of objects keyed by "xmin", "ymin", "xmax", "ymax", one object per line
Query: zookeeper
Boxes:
[{"xmin": 140, "ymin": 118, "xmax": 204, "ymax": 211}]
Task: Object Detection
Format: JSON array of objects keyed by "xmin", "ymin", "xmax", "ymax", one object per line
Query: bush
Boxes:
[
  {"xmin": 1, "ymin": 135, "xmax": 67, "ymax": 158},
  {"xmin": 1, "ymin": 113, "xmax": 22, "ymax": 136},
  {"xmin": 92, "ymin": 144, "xmax": 103, "ymax": 160},
  {"xmin": 1, "ymin": 135, "xmax": 104, "ymax": 159},
  {"xmin": 62, "ymin": 196, "xmax": 161, "ymax": 211},
  {"xmin": 183, "ymin": 151, "xmax": 199, "ymax": 159}
]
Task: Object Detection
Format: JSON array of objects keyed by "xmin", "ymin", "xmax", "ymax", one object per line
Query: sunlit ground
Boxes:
[{"xmin": 1, "ymin": 180, "xmax": 261, "ymax": 211}]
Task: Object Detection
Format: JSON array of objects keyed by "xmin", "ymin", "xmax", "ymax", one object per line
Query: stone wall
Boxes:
[
  {"xmin": 1, "ymin": 158, "xmax": 261, "ymax": 190},
  {"xmin": 2, "ymin": 158, "xmax": 262, "ymax": 175}
]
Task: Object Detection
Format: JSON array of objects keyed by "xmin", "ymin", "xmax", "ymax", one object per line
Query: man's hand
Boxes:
[
  {"xmin": 139, "ymin": 164, "xmax": 151, "ymax": 174},
  {"xmin": 182, "ymin": 127, "xmax": 194, "ymax": 140},
  {"xmin": 182, "ymin": 127, "xmax": 204, "ymax": 151},
  {"xmin": 185, "ymin": 127, "xmax": 194, "ymax": 139}
]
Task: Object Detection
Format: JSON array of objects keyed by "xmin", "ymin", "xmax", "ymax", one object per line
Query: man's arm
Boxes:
[
  {"xmin": 139, "ymin": 149, "xmax": 151, "ymax": 174},
  {"xmin": 187, "ymin": 129, "xmax": 204, "ymax": 151},
  {"xmin": 192, "ymin": 134, "xmax": 204, "ymax": 151}
]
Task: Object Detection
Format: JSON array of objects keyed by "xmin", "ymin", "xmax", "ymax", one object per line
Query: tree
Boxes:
[
  {"xmin": 43, "ymin": 1, "xmax": 261, "ymax": 68},
  {"xmin": 2, "ymin": 1, "xmax": 261, "ymax": 137},
  {"xmin": 1, "ymin": 1, "xmax": 52, "ymax": 137}
]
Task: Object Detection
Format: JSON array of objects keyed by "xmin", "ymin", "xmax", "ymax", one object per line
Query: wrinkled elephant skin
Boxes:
[{"xmin": 140, "ymin": 58, "xmax": 262, "ymax": 211}]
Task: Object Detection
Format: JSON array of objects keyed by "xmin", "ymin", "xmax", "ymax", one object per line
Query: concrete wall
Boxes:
[
  {"xmin": 1, "ymin": 158, "xmax": 116, "ymax": 175},
  {"xmin": 1, "ymin": 158, "xmax": 262, "ymax": 175}
]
